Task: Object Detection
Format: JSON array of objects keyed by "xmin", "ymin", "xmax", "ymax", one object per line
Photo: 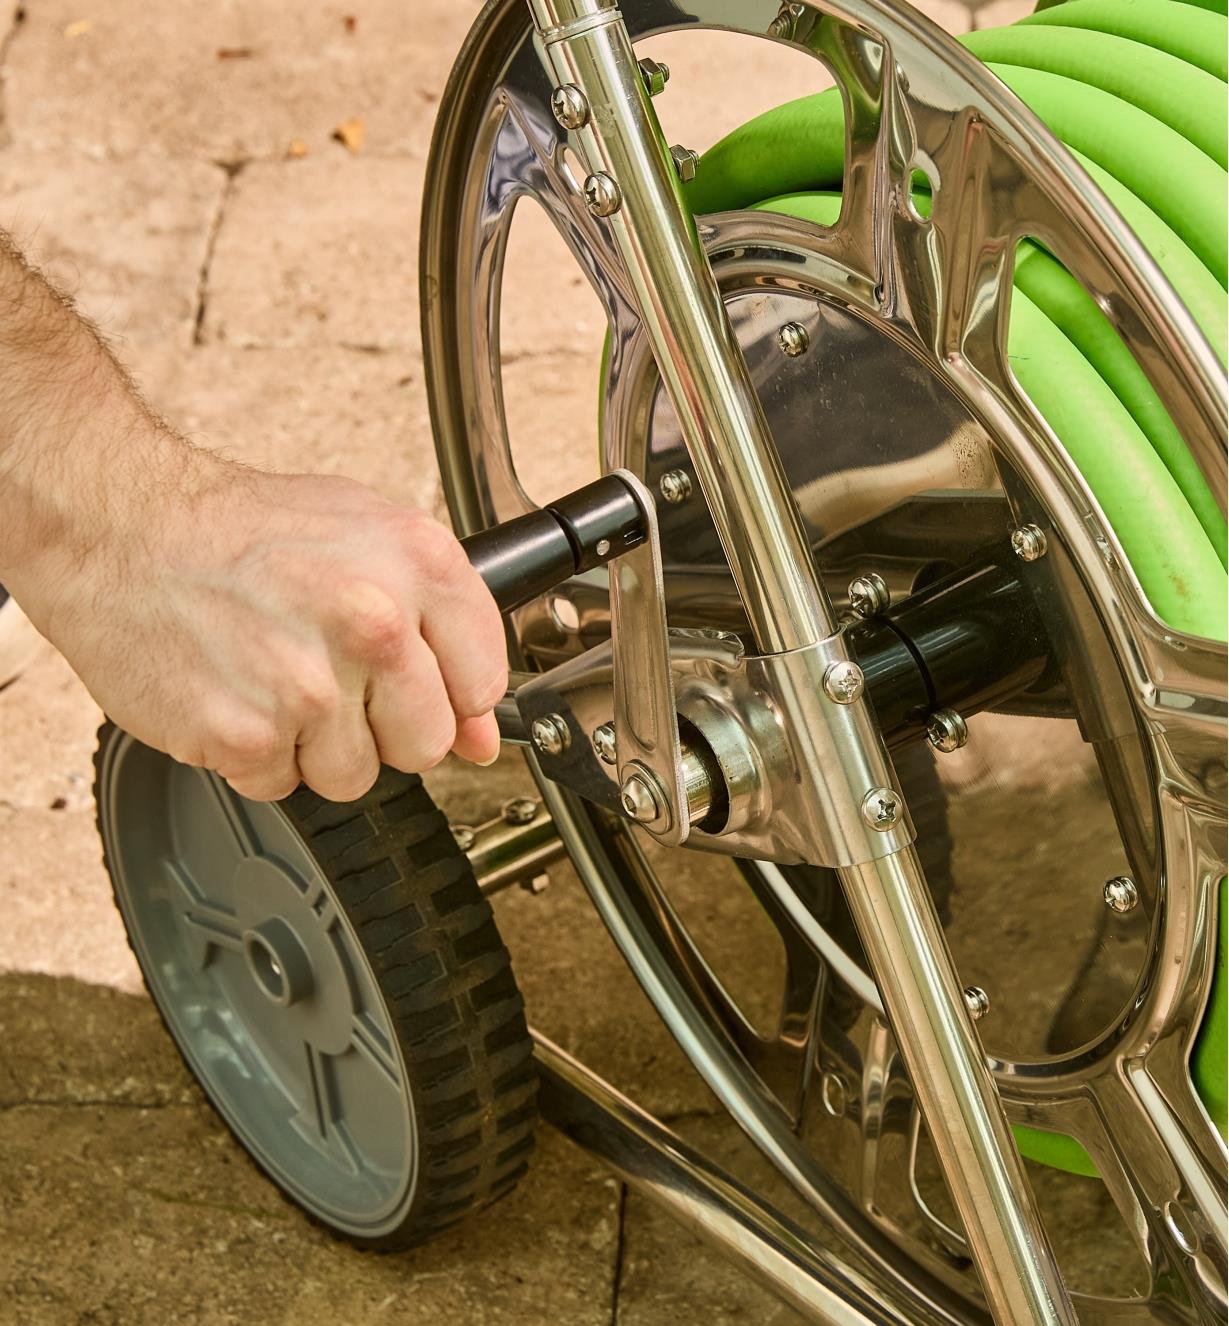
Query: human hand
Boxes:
[{"xmin": 14, "ymin": 456, "xmax": 508, "ymax": 802}]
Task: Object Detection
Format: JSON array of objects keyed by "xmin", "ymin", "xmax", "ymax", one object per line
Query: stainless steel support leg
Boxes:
[{"xmin": 524, "ymin": 2, "xmax": 1078, "ymax": 1321}]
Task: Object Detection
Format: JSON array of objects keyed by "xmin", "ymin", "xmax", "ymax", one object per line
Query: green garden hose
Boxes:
[{"xmin": 677, "ymin": 0, "xmax": 1229, "ymax": 1172}]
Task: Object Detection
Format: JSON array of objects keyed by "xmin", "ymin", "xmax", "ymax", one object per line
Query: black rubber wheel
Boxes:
[{"xmin": 94, "ymin": 721, "xmax": 537, "ymax": 1250}]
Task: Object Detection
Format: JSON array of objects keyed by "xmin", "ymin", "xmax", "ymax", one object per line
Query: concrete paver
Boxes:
[
  {"xmin": 201, "ymin": 157, "xmax": 422, "ymax": 352},
  {"xmin": 2, "ymin": 0, "xmax": 472, "ymax": 161},
  {"xmin": 0, "ymin": 150, "xmax": 225, "ymax": 352}
]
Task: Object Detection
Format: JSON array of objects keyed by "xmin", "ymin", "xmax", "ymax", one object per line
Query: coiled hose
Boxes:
[{"xmin": 680, "ymin": 0, "xmax": 1228, "ymax": 1173}]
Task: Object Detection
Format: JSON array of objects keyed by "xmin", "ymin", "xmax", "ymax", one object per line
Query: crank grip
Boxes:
[{"xmin": 461, "ymin": 474, "xmax": 648, "ymax": 615}]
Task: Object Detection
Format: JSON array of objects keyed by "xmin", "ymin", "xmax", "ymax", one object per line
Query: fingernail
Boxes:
[{"xmin": 474, "ymin": 748, "xmax": 500, "ymax": 767}]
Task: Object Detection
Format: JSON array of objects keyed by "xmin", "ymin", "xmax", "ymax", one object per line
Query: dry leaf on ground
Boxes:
[
  {"xmin": 63, "ymin": 19, "xmax": 92, "ymax": 38},
  {"xmin": 287, "ymin": 138, "xmax": 310, "ymax": 159},
  {"xmin": 332, "ymin": 117, "xmax": 365, "ymax": 153}
]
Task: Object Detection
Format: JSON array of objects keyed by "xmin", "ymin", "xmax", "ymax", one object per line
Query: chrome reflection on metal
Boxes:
[
  {"xmin": 530, "ymin": 713, "xmax": 570, "ymax": 757},
  {"xmin": 669, "ymin": 144, "xmax": 700, "ymax": 182},
  {"xmin": 637, "ymin": 55, "xmax": 669, "ymax": 96},
  {"xmin": 848, "ymin": 573, "xmax": 890, "ymax": 620},
  {"xmin": 606, "ymin": 470, "xmax": 690, "ymax": 846},
  {"xmin": 582, "ymin": 171, "xmax": 622, "ymax": 217},
  {"xmin": 592, "ymin": 721, "xmax": 617, "ymax": 764},
  {"xmin": 1104, "ymin": 875, "xmax": 1140, "ymax": 915},
  {"xmin": 777, "ymin": 321, "xmax": 810, "ymax": 358},
  {"xmin": 927, "ymin": 709, "xmax": 969, "ymax": 754},
  {"xmin": 422, "ymin": 0, "xmax": 1228, "ymax": 1318},
  {"xmin": 658, "ymin": 468, "xmax": 693, "ymax": 504},
  {"xmin": 1011, "ymin": 524, "xmax": 1048, "ymax": 563},
  {"xmin": 823, "ymin": 659, "xmax": 865, "ymax": 705},
  {"xmin": 550, "ymin": 82, "xmax": 588, "ymax": 129},
  {"xmin": 463, "ymin": 797, "xmax": 567, "ymax": 898},
  {"xmin": 964, "ymin": 986, "xmax": 990, "ymax": 1021}
]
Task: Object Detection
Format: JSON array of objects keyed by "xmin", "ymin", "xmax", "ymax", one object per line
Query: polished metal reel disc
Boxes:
[{"xmin": 421, "ymin": 0, "xmax": 1227, "ymax": 1321}]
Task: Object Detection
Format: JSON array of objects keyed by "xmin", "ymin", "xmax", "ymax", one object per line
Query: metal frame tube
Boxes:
[{"xmin": 523, "ymin": 3, "xmax": 1077, "ymax": 1322}]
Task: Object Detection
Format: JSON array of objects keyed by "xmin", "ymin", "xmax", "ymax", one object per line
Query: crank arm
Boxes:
[{"xmin": 464, "ymin": 470, "xmax": 693, "ymax": 846}]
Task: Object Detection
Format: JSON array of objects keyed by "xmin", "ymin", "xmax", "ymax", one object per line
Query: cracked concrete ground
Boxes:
[{"xmin": 0, "ymin": 1, "xmax": 1043, "ymax": 1323}]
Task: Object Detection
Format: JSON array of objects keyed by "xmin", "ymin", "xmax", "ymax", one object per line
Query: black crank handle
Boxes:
[{"xmin": 461, "ymin": 474, "xmax": 649, "ymax": 615}]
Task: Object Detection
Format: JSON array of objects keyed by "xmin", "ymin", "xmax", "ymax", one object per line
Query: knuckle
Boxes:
[
  {"xmin": 312, "ymin": 761, "xmax": 378, "ymax": 804},
  {"xmin": 407, "ymin": 517, "xmax": 469, "ymax": 589},
  {"xmin": 287, "ymin": 662, "xmax": 342, "ymax": 719},
  {"xmin": 337, "ymin": 580, "xmax": 409, "ymax": 663},
  {"xmin": 458, "ymin": 664, "xmax": 509, "ymax": 718},
  {"xmin": 206, "ymin": 711, "xmax": 285, "ymax": 769}
]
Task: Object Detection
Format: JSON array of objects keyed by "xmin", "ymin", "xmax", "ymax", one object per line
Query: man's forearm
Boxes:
[{"xmin": 0, "ymin": 230, "xmax": 212, "ymax": 587}]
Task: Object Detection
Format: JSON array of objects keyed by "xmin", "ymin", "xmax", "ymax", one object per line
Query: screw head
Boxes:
[
  {"xmin": 637, "ymin": 57, "xmax": 670, "ymax": 97},
  {"xmin": 823, "ymin": 659, "xmax": 865, "ymax": 705},
  {"xmin": 1104, "ymin": 876, "xmax": 1139, "ymax": 914},
  {"xmin": 550, "ymin": 83, "xmax": 589, "ymax": 130},
  {"xmin": 451, "ymin": 824, "xmax": 476, "ymax": 851},
  {"xmin": 502, "ymin": 797, "xmax": 539, "ymax": 826},
  {"xmin": 658, "ymin": 468, "xmax": 693, "ymax": 505},
  {"xmin": 963, "ymin": 986, "xmax": 990, "ymax": 1021},
  {"xmin": 592, "ymin": 722, "xmax": 617, "ymax": 765},
  {"xmin": 861, "ymin": 786, "xmax": 902, "ymax": 831},
  {"xmin": 669, "ymin": 144, "xmax": 700, "ymax": 183},
  {"xmin": 1011, "ymin": 523, "xmax": 1048, "ymax": 562},
  {"xmin": 530, "ymin": 714, "xmax": 570, "ymax": 757},
  {"xmin": 595, "ymin": 537, "xmax": 612, "ymax": 557},
  {"xmin": 820, "ymin": 1071, "xmax": 848, "ymax": 1117},
  {"xmin": 583, "ymin": 172, "xmax": 622, "ymax": 217},
  {"xmin": 927, "ymin": 708, "xmax": 969, "ymax": 754},
  {"xmin": 847, "ymin": 572, "xmax": 890, "ymax": 619},
  {"xmin": 777, "ymin": 321, "xmax": 810, "ymax": 357},
  {"xmin": 620, "ymin": 771, "xmax": 664, "ymax": 823}
]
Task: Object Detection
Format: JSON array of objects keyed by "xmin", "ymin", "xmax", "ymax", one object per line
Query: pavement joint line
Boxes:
[
  {"xmin": 0, "ymin": 1097, "xmax": 198, "ymax": 1112},
  {"xmin": 609, "ymin": 1182, "xmax": 628, "ymax": 1326},
  {"xmin": 0, "ymin": 1, "xmax": 26, "ymax": 148},
  {"xmin": 192, "ymin": 162, "xmax": 244, "ymax": 347}
]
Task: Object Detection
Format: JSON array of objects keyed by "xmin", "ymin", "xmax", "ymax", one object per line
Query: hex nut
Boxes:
[
  {"xmin": 669, "ymin": 144, "xmax": 700, "ymax": 183},
  {"xmin": 638, "ymin": 57, "xmax": 670, "ymax": 97}
]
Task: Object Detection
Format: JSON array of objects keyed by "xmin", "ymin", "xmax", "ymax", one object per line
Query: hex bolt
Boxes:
[
  {"xmin": 823, "ymin": 659, "xmax": 865, "ymax": 705},
  {"xmin": 502, "ymin": 797, "xmax": 539, "ymax": 826},
  {"xmin": 777, "ymin": 321, "xmax": 810, "ymax": 357},
  {"xmin": 669, "ymin": 144, "xmax": 700, "ymax": 183},
  {"xmin": 658, "ymin": 469, "xmax": 693, "ymax": 505},
  {"xmin": 862, "ymin": 786, "xmax": 902, "ymax": 831},
  {"xmin": 530, "ymin": 714, "xmax": 571, "ymax": 757},
  {"xmin": 620, "ymin": 771, "xmax": 663, "ymax": 823},
  {"xmin": 451, "ymin": 824, "xmax": 476, "ymax": 851},
  {"xmin": 550, "ymin": 83, "xmax": 589, "ymax": 130},
  {"xmin": 964, "ymin": 986, "xmax": 990, "ymax": 1021},
  {"xmin": 583, "ymin": 173, "xmax": 622, "ymax": 217},
  {"xmin": 847, "ymin": 571, "xmax": 890, "ymax": 619},
  {"xmin": 1011, "ymin": 523, "xmax": 1048, "ymax": 562},
  {"xmin": 927, "ymin": 708, "xmax": 969, "ymax": 754},
  {"xmin": 592, "ymin": 722, "xmax": 617, "ymax": 765},
  {"xmin": 637, "ymin": 57, "xmax": 670, "ymax": 97},
  {"xmin": 1103, "ymin": 875, "xmax": 1139, "ymax": 914}
]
